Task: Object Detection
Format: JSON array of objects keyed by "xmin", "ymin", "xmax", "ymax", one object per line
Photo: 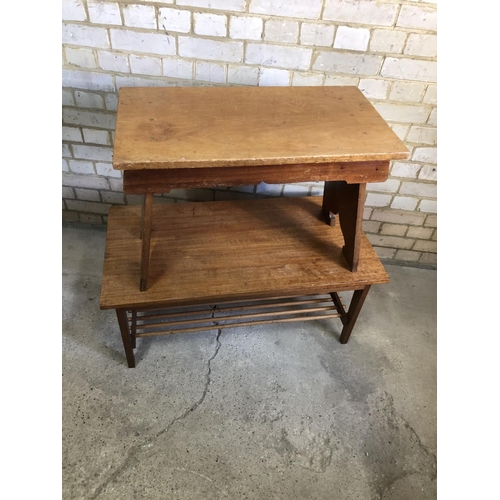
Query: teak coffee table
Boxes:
[{"xmin": 100, "ymin": 86, "xmax": 408, "ymax": 368}]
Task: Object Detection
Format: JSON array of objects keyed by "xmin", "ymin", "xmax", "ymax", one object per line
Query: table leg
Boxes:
[
  {"xmin": 322, "ymin": 181, "xmax": 366, "ymax": 272},
  {"xmin": 140, "ymin": 193, "xmax": 154, "ymax": 292},
  {"xmin": 116, "ymin": 308, "xmax": 136, "ymax": 368},
  {"xmin": 339, "ymin": 286, "xmax": 371, "ymax": 344}
]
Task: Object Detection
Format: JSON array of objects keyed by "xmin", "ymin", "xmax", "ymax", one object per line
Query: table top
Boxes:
[
  {"xmin": 100, "ymin": 196, "xmax": 389, "ymax": 310},
  {"xmin": 113, "ymin": 86, "xmax": 408, "ymax": 170}
]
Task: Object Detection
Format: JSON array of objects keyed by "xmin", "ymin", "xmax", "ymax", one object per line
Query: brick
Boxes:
[
  {"xmin": 74, "ymin": 90, "xmax": 105, "ymax": 109},
  {"xmin": 424, "ymin": 215, "xmax": 437, "ymax": 228},
  {"xmin": 101, "ymin": 192, "xmax": 125, "ymax": 204},
  {"xmin": 300, "ymin": 23, "xmax": 334, "ymax": 47},
  {"xmin": 412, "ymin": 147, "xmax": 437, "ymax": 163},
  {"xmin": 358, "ymin": 79, "xmax": 389, "ymax": 100},
  {"xmin": 397, "ymin": 5, "xmax": 437, "ymax": 31},
  {"xmin": 88, "ymin": 1, "xmax": 121, "ymax": 25},
  {"xmin": 334, "ymin": 26, "xmax": 370, "ymax": 52},
  {"xmin": 105, "ymin": 93, "xmax": 118, "ymax": 111},
  {"xmin": 367, "ymin": 234, "xmax": 415, "ymax": 250},
  {"xmin": 79, "ymin": 213, "xmax": 104, "ymax": 224},
  {"xmin": 418, "ymin": 165, "xmax": 437, "ymax": 181},
  {"xmin": 62, "ymin": 0, "xmax": 86, "ymax": 21},
  {"xmin": 63, "ymin": 108, "xmax": 115, "ymax": 129},
  {"xmin": 381, "ymin": 223, "xmax": 407, "ymax": 237},
  {"xmin": 423, "ymin": 85, "xmax": 437, "ymax": 105},
  {"xmin": 314, "ymin": 51, "xmax": 382, "ymax": 76},
  {"xmin": 62, "ymin": 159, "xmax": 69, "ymax": 172},
  {"xmin": 65, "ymin": 47, "xmax": 97, "ymax": 69},
  {"xmin": 229, "ymin": 16, "xmax": 263, "ymax": 40},
  {"xmin": 362, "ymin": 221, "xmax": 381, "ymax": 233},
  {"xmin": 407, "ymin": 227, "xmax": 434, "ymax": 239},
  {"xmin": 370, "ymin": 29, "xmax": 407, "ymax": 54},
  {"xmin": 177, "ymin": 0, "xmax": 245, "ymax": 12},
  {"xmin": 72, "ymin": 145, "xmax": 113, "ymax": 162},
  {"xmin": 195, "ymin": 62, "xmax": 226, "ymax": 83},
  {"xmin": 363, "ymin": 207, "xmax": 373, "ymax": 220},
  {"xmin": 259, "ymin": 68, "xmax": 290, "ymax": 86},
  {"xmin": 400, "ymin": 181, "xmax": 436, "ymax": 198},
  {"xmin": 227, "ymin": 65, "xmax": 259, "ymax": 85},
  {"xmin": 62, "ymin": 126, "xmax": 83, "ymax": 142},
  {"xmin": 109, "ymin": 178, "xmax": 123, "ymax": 191},
  {"xmin": 214, "ymin": 190, "xmax": 255, "ymax": 202},
  {"xmin": 427, "ymin": 108, "xmax": 437, "ymax": 126},
  {"xmin": 96, "ymin": 162, "xmax": 121, "ymax": 178},
  {"xmin": 82, "ymin": 129, "xmax": 110, "ymax": 145},
  {"xmin": 324, "ymin": 75, "xmax": 359, "ymax": 86},
  {"xmin": 63, "ymin": 173, "xmax": 110, "ymax": 190},
  {"xmin": 228, "ymin": 185, "xmax": 255, "ymax": 194},
  {"xmin": 179, "ymin": 37, "xmax": 243, "ymax": 63},
  {"xmin": 62, "ymin": 69, "xmax": 114, "ymax": 92},
  {"xmin": 292, "ymin": 72, "xmax": 324, "ymax": 86},
  {"xmin": 413, "ymin": 240, "xmax": 437, "ymax": 253},
  {"xmin": 159, "ymin": 8, "xmax": 191, "ymax": 34},
  {"xmin": 62, "ymin": 89, "xmax": 75, "ymax": 107},
  {"xmin": 381, "ymin": 57, "xmax": 437, "ymax": 83},
  {"xmin": 75, "ymin": 188, "xmax": 101, "ymax": 202},
  {"xmin": 323, "ymin": 0, "xmax": 398, "ymax": 26},
  {"xmin": 395, "ymin": 250, "xmax": 421, "ymax": 262},
  {"xmin": 419, "ymin": 252, "xmax": 437, "ymax": 265},
  {"xmin": 310, "ymin": 183, "xmax": 324, "ymax": 196},
  {"xmin": 130, "ymin": 54, "xmax": 162, "ymax": 76},
  {"xmin": 265, "ymin": 20, "xmax": 299, "ymax": 44},
  {"xmin": 371, "ymin": 209, "xmax": 426, "ymax": 226},
  {"xmin": 405, "ymin": 34, "xmax": 437, "ymax": 58},
  {"xmin": 98, "ymin": 51, "xmax": 129, "ymax": 73},
  {"xmin": 418, "ymin": 200, "xmax": 437, "ymax": 213},
  {"xmin": 246, "ymin": 43, "xmax": 312, "ymax": 71},
  {"xmin": 62, "ymin": 24, "xmax": 109, "ymax": 49},
  {"xmin": 432, "ymin": 229, "xmax": 437, "ymax": 241},
  {"xmin": 390, "ymin": 82, "xmax": 425, "ymax": 102},
  {"xmin": 66, "ymin": 200, "xmax": 110, "ymax": 215},
  {"xmin": 110, "ymin": 29, "xmax": 175, "ymax": 56},
  {"xmin": 283, "ymin": 184, "xmax": 309, "ymax": 196},
  {"xmin": 62, "ymin": 211, "xmax": 79, "ymax": 223},
  {"xmin": 373, "ymin": 247, "xmax": 396, "ymax": 259},
  {"xmin": 365, "ymin": 193, "xmax": 392, "ymax": 207},
  {"xmin": 194, "ymin": 13, "xmax": 227, "ymax": 37},
  {"xmin": 367, "ymin": 179, "xmax": 400, "ymax": 193},
  {"xmin": 390, "ymin": 196, "xmax": 418, "ymax": 211},
  {"xmin": 63, "ymin": 144, "xmax": 72, "ymax": 157},
  {"xmin": 373, "ymin": 103, "xmax": 428, "ymax": 124},
  {"xmin": 162, "ymin": 57, "xmax": 193, "ymax": 79},
  {"xmin": 391, "ymin": 162, "xmax": 421, "ymax": 178},
  {"xmin": 62, "ymin": 186, "xmax": 75, "ymax": 199},
  {"xmin": 69, "ymin": 160, "xmax": 94, "ymax": 175},
  {"xmin": 256, "ymin": 183, "xmax": 282, "ymax": 196},
  {"xmin": 250, "ymin": 0, "xmax": 322, "ymax": 19},
  {"xmin": 116, "ymin": 75, "xmax": 173, "ymax": 88},
  {"xmin": 407, "ymin": 126, "xmax": 436, "ymax": 146},
  {"xmin": 123, "ymin": 4, "xmax": 156, "ymax": 29},
  {"xmin": 390, "ymin": 124, "xmax": 409, "ymax": 141}
]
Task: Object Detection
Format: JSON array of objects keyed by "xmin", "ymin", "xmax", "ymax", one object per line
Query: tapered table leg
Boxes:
[
  {"xmin": 140, "ymin": 193, "xmax": 154, "ymax": 291},
  {"xmin": 116, "ymin": 308, "xmax": 136, "ymax": 368},
  {"xmin": 339, "ymin": 286, "xmax": 371, "ymax": 344}
]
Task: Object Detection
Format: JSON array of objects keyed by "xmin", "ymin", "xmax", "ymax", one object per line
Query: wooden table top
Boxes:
[
  {"xmin": 100, "ymin": 196, "xmax": 389, "ymax": 310},
  {"xmin": 113, "ymin": 86, "xmax": 408, "ymax": 170}
]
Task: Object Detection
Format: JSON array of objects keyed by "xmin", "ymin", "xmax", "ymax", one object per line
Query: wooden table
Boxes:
[{"xmin": 101, "ymin": 86, "xmax": 408, "ymax": 367}]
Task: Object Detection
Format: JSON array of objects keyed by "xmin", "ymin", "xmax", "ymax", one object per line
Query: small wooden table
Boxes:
[{"xmin": 101, "ymin": 86, "xmax": 408, "ymax": 367}]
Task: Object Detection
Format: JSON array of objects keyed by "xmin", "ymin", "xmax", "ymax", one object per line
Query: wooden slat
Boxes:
[
  {"xmin": 113, "ymin": 86, "xmax": 408, "ymax": 170},
  {"xmin": 100, "ymin": 197, "xmax": 389, "ymax": 310},
  {"xmin": 122, "ymin": 162, "xmax": 390, "ymax": 194}
]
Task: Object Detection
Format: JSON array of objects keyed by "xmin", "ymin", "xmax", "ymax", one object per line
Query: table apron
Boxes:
[{"xmin": 123, "ymin": 161, "xmax": 390, "ymax": 194}]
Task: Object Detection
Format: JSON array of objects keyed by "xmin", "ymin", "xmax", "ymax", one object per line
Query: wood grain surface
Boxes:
[
  {"xmin": 113, "ymin": 86, "xmax": 408, "ymax": 170},
  {"xmin": 100, "ymin": 197, "xmax": 389, "ymax": 310}
]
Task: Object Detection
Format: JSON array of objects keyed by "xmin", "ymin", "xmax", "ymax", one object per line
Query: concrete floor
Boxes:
[{"xmin": 62, "ymin": 225, "xmax": 436, "ymax": 500}]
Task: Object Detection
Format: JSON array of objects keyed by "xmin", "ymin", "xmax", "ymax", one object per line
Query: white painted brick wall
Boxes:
[
  {"xmin": 229, "ymin": 16, "xmax": 263, "ymax": 40},
  {"xmin": 159, "ymin": 8, "xmax": 191, "ymax": 34},
  {"xmin": 194, "ymin": 13, "xmax": 228, "ymax": 37},
  {"xmin": 62, "ymin": 0, "xmax": 438, "ymax": 262}
]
